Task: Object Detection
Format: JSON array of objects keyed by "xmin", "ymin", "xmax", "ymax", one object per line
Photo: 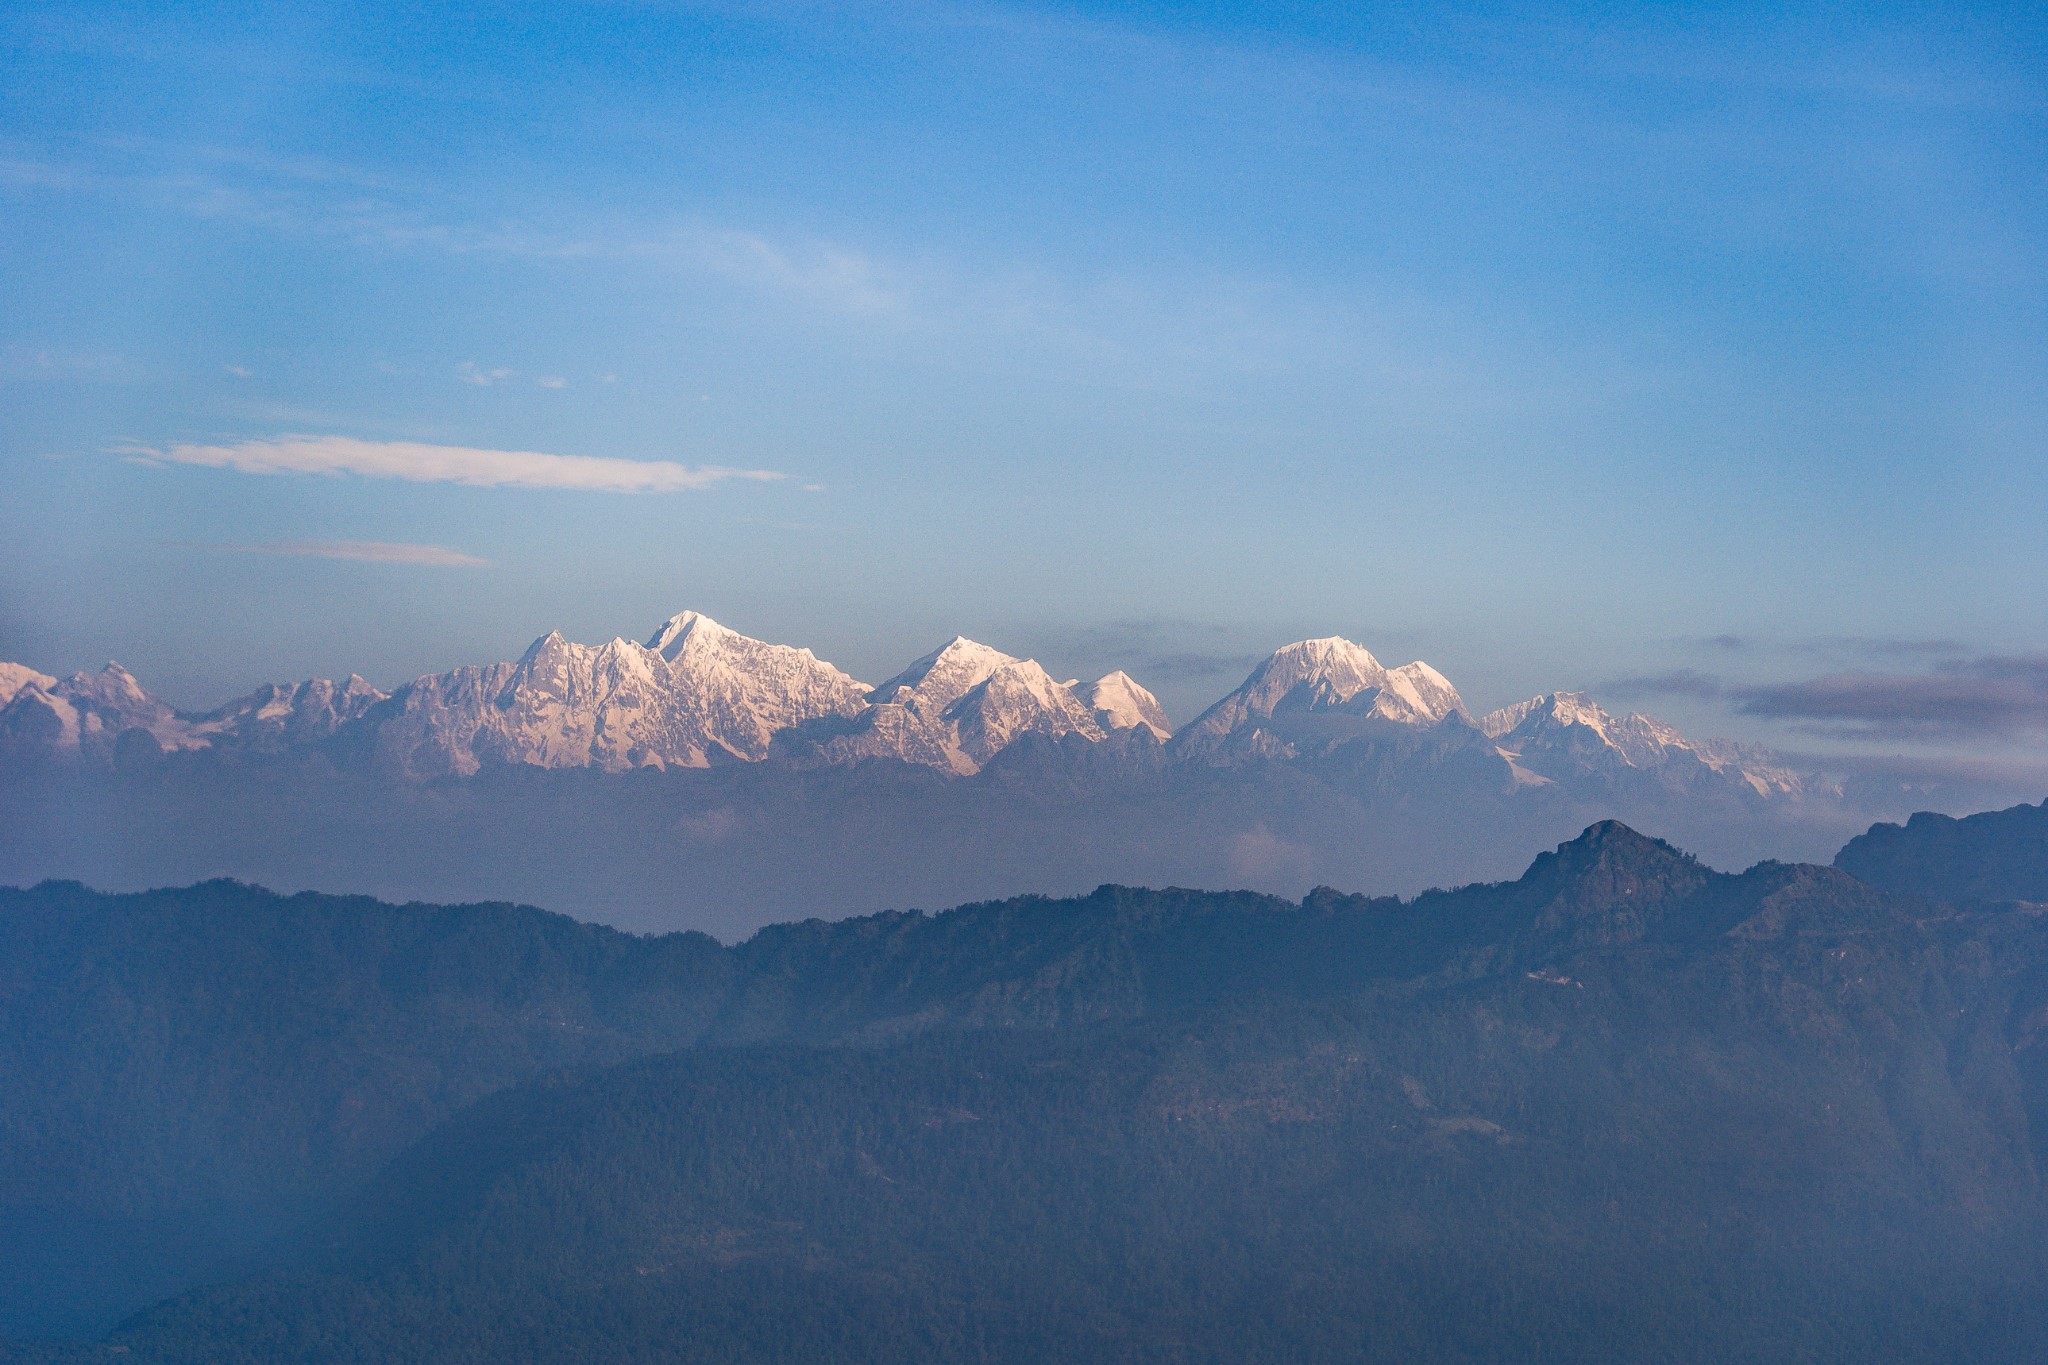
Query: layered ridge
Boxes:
[{"xmin": 0, "ymin": 614, "xmax": 1798, "ymax": 800}]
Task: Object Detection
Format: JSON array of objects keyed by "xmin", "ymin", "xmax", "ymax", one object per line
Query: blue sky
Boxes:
[{"xmin": 2, "ymin": 1, "xmax": 2045, "ymax": 779}]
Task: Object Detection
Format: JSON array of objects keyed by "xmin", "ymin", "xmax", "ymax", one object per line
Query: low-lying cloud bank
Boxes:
[
  {"xmin": 1741, "ymin": 657, "xmax": 2048, "ymax": 739},
  {"xmin": 1608, "ymin": 657, "xmax": 2048, "ymax": 741},
  {"xmin": 128, "ymin": 435, "xmax": 785, "ymax": 494}
]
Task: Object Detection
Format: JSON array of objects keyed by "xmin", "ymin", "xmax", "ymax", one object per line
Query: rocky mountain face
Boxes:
[
  {"xmin": 0, "ymin": 664, "xmax": 208, "ymax": 761},
  {"xmin": 193, "ymin": 676, "xmax": 388, "ymax": 753},
  {"xmin": 0, "ymin": 664, "xmax": 54, "ymax": 709},
  {"xmin": 0, "ymin": 611, "xmax": 1795, "ymax": 803},
  {"xmin": 784, "ymin": 636, "xmax": 1115, "ymax": 775},
  {"xmin": 364, "ymin": 612, "xmax": 871, "ymax": 779},
  {"xmin": 0, "ymin": 663, "xmax": 387, "ymax": 763},
  {"xmin": 1478, "ymin": 690, "xmax": 1806, "ymax": 798},
  {"xmin": 1173, "ymin": 636, "xmax": 1466, "ymax": 762}
]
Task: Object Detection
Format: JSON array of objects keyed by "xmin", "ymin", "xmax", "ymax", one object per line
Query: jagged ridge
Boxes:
[{"xmin": 0, "ymin": 612, "xmax": 1800, "ymax": 799}]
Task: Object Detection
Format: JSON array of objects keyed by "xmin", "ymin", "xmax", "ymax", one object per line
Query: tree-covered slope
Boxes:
[
  {"xmin": 10, "ymin": 821, "xmax": 2048, "ymax": 1356},
  {"xmin": 51, "ymin": 838, "xmax": 2048, "ymax": 1364},
  {"xmin": 1837, "ymin": 798, "xmax": 2048, "ymax": 903},
  {"xmin": 0, "ymin": 880, "xmax": 734, "ymax": 1336}
]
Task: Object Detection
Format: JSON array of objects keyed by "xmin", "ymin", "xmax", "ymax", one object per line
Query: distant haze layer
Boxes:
[{"xmin": 0, "ymin": 610, "xmax": 1987, "ymax": 936}]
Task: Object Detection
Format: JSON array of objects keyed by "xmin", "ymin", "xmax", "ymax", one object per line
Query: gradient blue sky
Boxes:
[{"xmin": 3, "ymin": 1, "xmax": 2045, "ymax": 779}]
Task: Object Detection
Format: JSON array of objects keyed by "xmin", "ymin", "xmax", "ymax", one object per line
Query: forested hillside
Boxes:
[
  {"xmin": 1837, "ymin": 798, "xmax": 2048, "ymax": 902},
  {"xmin": 9, "ymin": 820, "xmax": 2048, "ymax": 1358},
  {"xmin": 0, "ymin": 881, "xmax": 734, "ymax": 1335}
]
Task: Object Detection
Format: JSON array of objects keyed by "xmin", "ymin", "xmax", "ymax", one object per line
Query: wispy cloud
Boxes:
[
  {"xmin": 458, "ymin": 362, "xmax": 570, "ymax": 390},
  {"xmin": 212, "ymin": 540, "xmax": 492, "ymax": 567},
  {"xmin": 1782, "ymin": 748, "xmax": 2048, "ymax": 788},
  {"xmin": 1678, "ymin": 634, "xmax": 1967, "ymax": 658},
  {"xmin": 662, "ymin": 227, "xmax": 909, "ymax": 316},
  {"xmin": 0, "ymin": 142, "xmax": 1561, "ymax": 405},
  {"xmin": 1028, "ymin": 618, "xmax": 1269, "ymax": 686},
  {"xmin": 1833, "ymin": 636, "xmax": 1968, "ymax": 658},
  {"xmin": 125, "ymin": 435, "xmax": 785, "ymax": 494},
  {"xmin": 15, "ymin": 144, "xmax": 909, "ymax": 318},
  {"xmin": 1138, "ymin": 650, "xmax": 1271, "ymax": 684},
  {"xmin": 457, "ymin": 361, "xmax": 513, "ymax": 386},
  {"xmin": 1609, "ymin": 654, "xmax": 2048, "ymax": 742},
  {"xmin": 0, "ymin": 146, "xmax": 598, "ymax": 260},
  {"xmin": 1602, "ymin": 668, "xmax": 1726, "ymax": 702},
  {"xmin": 1736, "ymin": 656, "xmax": 2048, "ymax": 740},
  {"xmin": 0, "ymin": 345, "xmax": 135, "ymax": 382}
]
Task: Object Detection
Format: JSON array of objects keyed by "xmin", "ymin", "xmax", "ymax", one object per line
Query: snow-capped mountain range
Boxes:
[{"xmin": 0, "ymin": 610, "xmax": 1801, "ymax": 799}]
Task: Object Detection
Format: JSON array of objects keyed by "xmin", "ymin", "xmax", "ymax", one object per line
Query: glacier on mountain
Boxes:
[
  {"xmin": 1173, "ymin": 637, "xmax": 1468, "ymax": 760},
  {"xmin": 0, "ymin": 612, "xmax": 1801, "ymax": 802},
  {"xmin": 0, "ymin": 663, "xmax": 56, "ymax": 710},
  {"xmin": 1481, "ymin": 691, "xmax": 1804, "ymax": 798},
  {"xmin": 790, "ymin": 637, "xmax": 1108, "ymax": 774},
  {"xmin": 1087, "ymin": 671, "xmax": 1172, "ymax": 740},
  {"xmin": 368, "ymin": 612, "xmax": 870, "ymax": 779},
  {"xmin": 0, "ymin": 662, "xmax": 388, "ymax": 762},
  {"xmin": 0, "ymin": 612, "xmax": 1908, "ymax": 927}
]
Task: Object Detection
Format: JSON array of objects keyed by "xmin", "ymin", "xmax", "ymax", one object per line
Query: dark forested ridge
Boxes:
[
  {"xmin": 0, "ymin": 880, "xmax": 736, "ymax": 1336},
  {"xmin": 1838, "ymin": 797, "xmax": 2048, "ymax": 903},
  {"xmin": 8, "ymin": 813, "xmax": 2048, "ymax": 1359}
]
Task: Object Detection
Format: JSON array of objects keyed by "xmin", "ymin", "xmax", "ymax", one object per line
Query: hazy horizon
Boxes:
[
  {"xmin": 11, "ymin": 10, "xmax": 2048, "ymax": 1358},
  {"xmin": 5, "ymin": 1, "xmax": 2046, "ymax": 783}
]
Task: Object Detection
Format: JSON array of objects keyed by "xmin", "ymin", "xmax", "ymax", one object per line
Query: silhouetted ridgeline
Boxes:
[
  {"xmin": 1837, "ymin": 798, "xmax": 2048, "ymax": 903},
  {"xmin": 7, "ymin": 810, "xmax": 2048, "ymax": 1359}
]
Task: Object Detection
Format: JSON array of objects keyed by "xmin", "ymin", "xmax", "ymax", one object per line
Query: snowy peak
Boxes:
[
  {"xmin": 57, "ymin": 663, "xmax": 194, "ymax": 750},
  {"xmin": 943, "ymin": 657, "xmax": 1076, "ymax": 723},
  {"xmin": 0, "ymin": 662, "xmax": 212, "ymax": 759},
  {"xmin": 645, "ymin": 610, "xmax": 737, "ymax": 661},
  {"xmin": 0, "ymin": 662, "xmax": 56, "ymax": 708},
  {"xmin": 869, "ymin": 637, "xmax": 1018, "ymax": 712},
  {"xmin": 945, "ymin": 657, "xmax": 1105, "ymax": 767},
  {"xmin": 812, "ymin": 638, "xmax": 1103, "ymax": 775},
  {"xmin": 1376, "ymin": 661, "xmax": 1465, "ymax": 725},
  {"xmin": 518, "ymin": 629, "xmax": 571, "ymax": 665},
  {"xmin": 1087, "ymin": 671, "xmax": 1171, "ymax": 739},
  {"xmin": 643, "ymin": 610, "xmax": 868, "ymax": 722},
  {"xmin": 1481, "ymin": 691, "xmax": 1802, "ymax": 798},
  {"xmin": 194, "ymin": 675, "xmax": 391, "ymax": 751},
  {"xmin": 0, "ymin": 622, "xmax": 1803, "ymax": 799},
  {"xmin": 1481, "ymin": 692, "xmax": 1681, "ymax": 760},
  {"xmin": 1176, "ymin": 636, "xmax": 1464, "ymax": 756},
  {"xmin": 1177, "ymin": 637, "xmax": 1385, "ymax": 749},
  {"xmin": 1481, "ymin": 691, "xmax": 1604, "ymax": 741},
  {"xmin": 373, "ymin": 611, "xmax": 870, "ymax": 778},
  {"xmin": 1240, "ymin": 637, "xmax": 1388, "ymax": 713},
  {"xmin": 72, "ymin": 662, "xmax": 155, "ymax": 707}
]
